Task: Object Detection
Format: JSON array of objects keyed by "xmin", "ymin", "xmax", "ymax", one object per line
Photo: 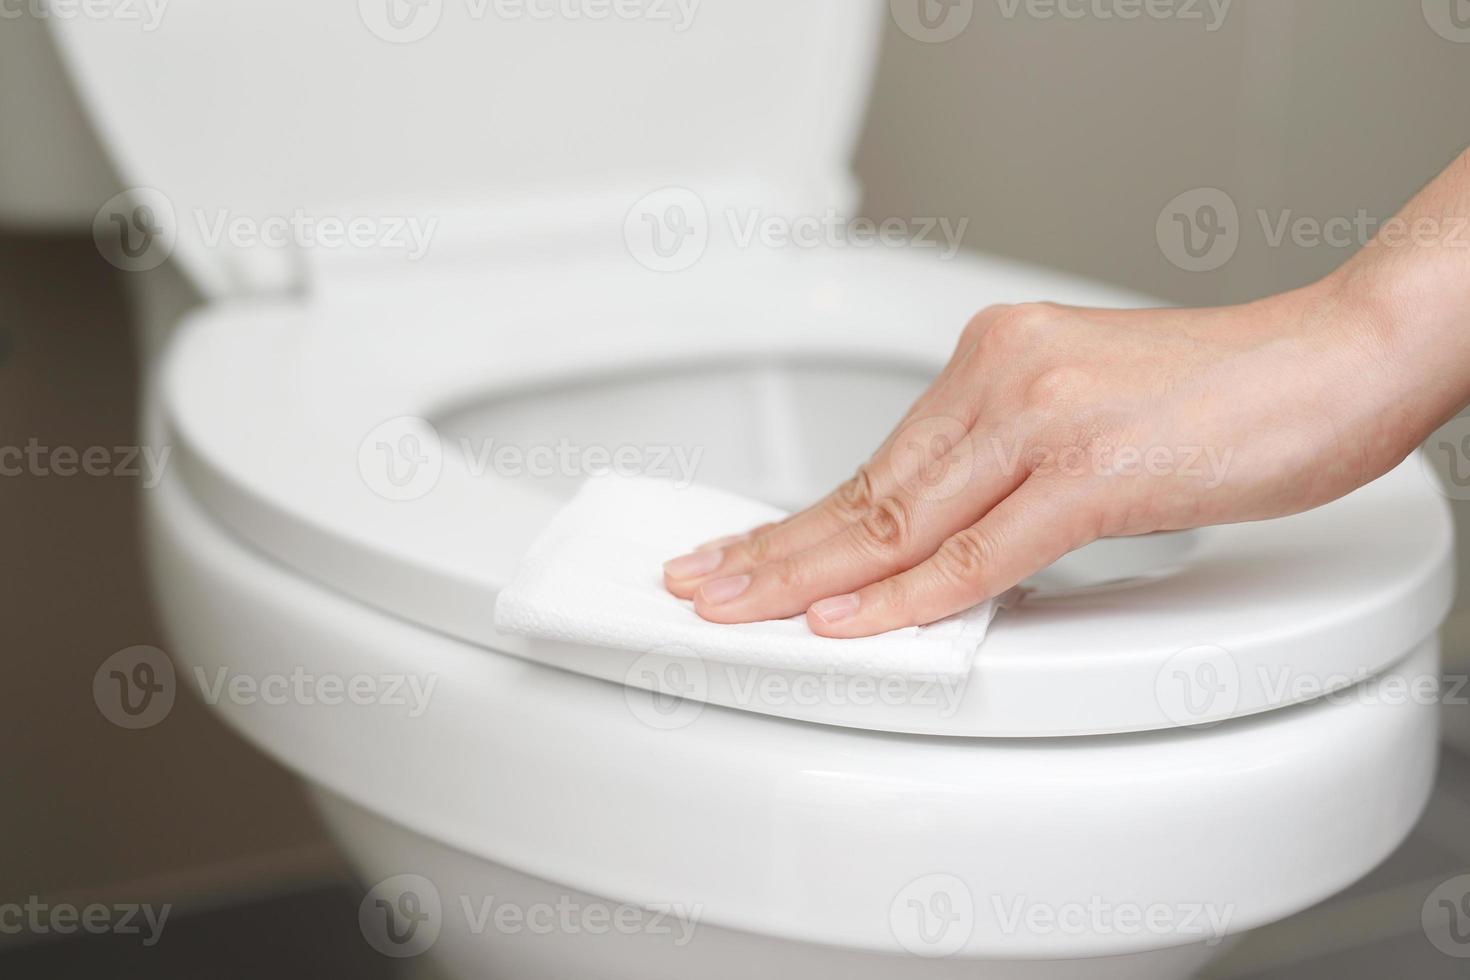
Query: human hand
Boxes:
[{"xmin": 662, "ymin": 281, "xmax": 1427, "ymax": 637}]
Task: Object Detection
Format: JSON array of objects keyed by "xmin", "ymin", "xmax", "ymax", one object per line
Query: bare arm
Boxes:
[{"xmin": 663, "ymin": 148, "xmax": 1470, "ymax": 637}]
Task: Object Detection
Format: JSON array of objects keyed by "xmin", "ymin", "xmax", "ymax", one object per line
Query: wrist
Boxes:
[{"xmin": 1314, "ymin": 244, "xmax": 1470, "ymax": 449}]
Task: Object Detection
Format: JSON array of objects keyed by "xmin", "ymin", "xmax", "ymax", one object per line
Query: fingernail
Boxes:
[
  {"xmin": 696, "ymin": 534, "xmax": 744, "ymax": 553},
  {"xmin": 810, "ymin": 593, "xmax": 860, "ymax": 625},
  {"xmin": 664, "ymin": 549, "xmax": 725, "ymax": 579},
  {"xmin": 699, "ymin": 574, "xmax": 751, "ymax": 605}
]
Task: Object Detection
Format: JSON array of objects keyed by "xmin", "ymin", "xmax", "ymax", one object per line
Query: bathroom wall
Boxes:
[
  {"xmin": 858, "ymin": 0, "xmax": 1470, "ymax": 308},
  {"xmin": 3, "ymin": 0, "xmax": 1469, "ymax": 915}
]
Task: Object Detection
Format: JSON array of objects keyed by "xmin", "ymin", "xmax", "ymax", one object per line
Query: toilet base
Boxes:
[{"xmin": 310, "ymin": 788, "xmax": 1238, "ymax": 980}]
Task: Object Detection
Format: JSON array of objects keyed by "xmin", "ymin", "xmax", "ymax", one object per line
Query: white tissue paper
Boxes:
[{"xmin": 493, "ymin": 476, "xmax": 1010, "ymax": 680}]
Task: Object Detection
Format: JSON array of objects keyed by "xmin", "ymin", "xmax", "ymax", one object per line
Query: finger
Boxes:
[
  {"xmin": 693, "ymin": 524, "xmax": 776, "ymax": 553},
  {"xmin": 804, "ymin": 478, "xmax": 1092, "ymax": 638},
  {"xmin": 665, "ymin": 408, "xmax": 980, "ymax": 598},
  {"xmin": 686, "ymin": 359, "xmax": 974, "ymax": 559},
  {"xmin": 664, "ymin": 310, "xmax": 1005, "ymax": 598},
  {"xmin": 691, "ymin": 432, "xmax": 1025, "ymax": 623},
  {"xmin": 665, "ymin": 461, "xmax": 892, "ymax": 594}
]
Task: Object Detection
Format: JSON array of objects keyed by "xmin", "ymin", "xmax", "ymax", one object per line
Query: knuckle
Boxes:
[
  {"xmin": 833, "ymin": 466, "xmax": 879, "ymax": 520},
  {"xmin": 1023, "ymin": 365, "xmax": 1093, "ymax": 413},
  {"xmin": 961, "ymin": 304, "xmax": 1011, "ymax": 344},
  {"xmin": 854, "ymin": 495, "xmax": 915, "ymax": 557},
  {"xmin": 979, "ymin": 302, "xmax": 1059, "ymax": 353},
  {"xmin": 741, "ymin": 531, "xmax": 776, "ymax": 566},
  {"xmin": 934, "ymin": 527, "xmax": 996, "ymax": 591}
]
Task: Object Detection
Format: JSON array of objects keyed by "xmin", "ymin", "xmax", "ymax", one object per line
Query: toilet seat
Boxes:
[
  {"xmin": 158, "ymin": 243, "xmax": 1456, "ymax": 737},
  {"xmin": 148, "ymin": 458, "xmax": 1444, "ymax": 960}
]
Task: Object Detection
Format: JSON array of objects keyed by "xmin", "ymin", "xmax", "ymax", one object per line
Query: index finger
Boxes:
[{"xmin": 663, "ymin": 412, "xmax": 977, "ymax": 597}]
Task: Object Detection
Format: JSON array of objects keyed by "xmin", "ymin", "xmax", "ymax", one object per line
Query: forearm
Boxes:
[{"xmin": 1324, "ymin": 148, "xmax": 1470, "ymax": 444}]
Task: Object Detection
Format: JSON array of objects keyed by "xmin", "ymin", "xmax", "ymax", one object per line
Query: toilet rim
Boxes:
[
  {"xmin": 148, "ymin": 460, "xmax": 1444, "ymax": 961},
  {"xmin": 160, "ymin": 244, "xmax": 1456, "ymax": 737}
]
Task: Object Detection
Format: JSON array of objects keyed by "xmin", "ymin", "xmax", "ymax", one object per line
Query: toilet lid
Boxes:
[
  {"xmin": 158, "ymin": 245, "xmax": 1456, "ymax": 737},
  {"xmin": 45, "ymin": 0, "xmax": 881, "ymax": 297}
]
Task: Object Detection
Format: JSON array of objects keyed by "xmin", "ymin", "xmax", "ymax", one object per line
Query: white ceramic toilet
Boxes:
[{"xmin": 17, "ymin": 1, "xmax": 1457, "ymax": 977}]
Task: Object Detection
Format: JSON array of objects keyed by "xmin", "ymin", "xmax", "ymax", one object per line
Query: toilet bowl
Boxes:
[
  {"xmin": 141, "ymin": 247, "xmax": 1450, "ymax": 978},
  {"xmin": 143, "ymin": 361, "xmax": 1449, "ymax": 978},
  {"xmin": 36, "ymin": 1, "xmax": 1457, "ymax": 976}
]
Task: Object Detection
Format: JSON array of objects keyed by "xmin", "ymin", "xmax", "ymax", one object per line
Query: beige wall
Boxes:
[
  {"xmin": 3, "ymin": 0, "xmax": 1469, "ymax": 909},
  {"xmin": 859, "ymin": 0, "xmax": 1470, "ymax": 307}
]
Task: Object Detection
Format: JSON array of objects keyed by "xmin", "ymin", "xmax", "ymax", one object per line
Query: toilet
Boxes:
[{"xmin": 20, "ymin": 1, "xmax": 1457, "ymax": 977}]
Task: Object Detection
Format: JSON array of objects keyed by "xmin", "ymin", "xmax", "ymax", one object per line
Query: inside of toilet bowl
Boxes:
[{"xmin": 434, "ymin": 358, "xmax": 1197, "ymax": 592}]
